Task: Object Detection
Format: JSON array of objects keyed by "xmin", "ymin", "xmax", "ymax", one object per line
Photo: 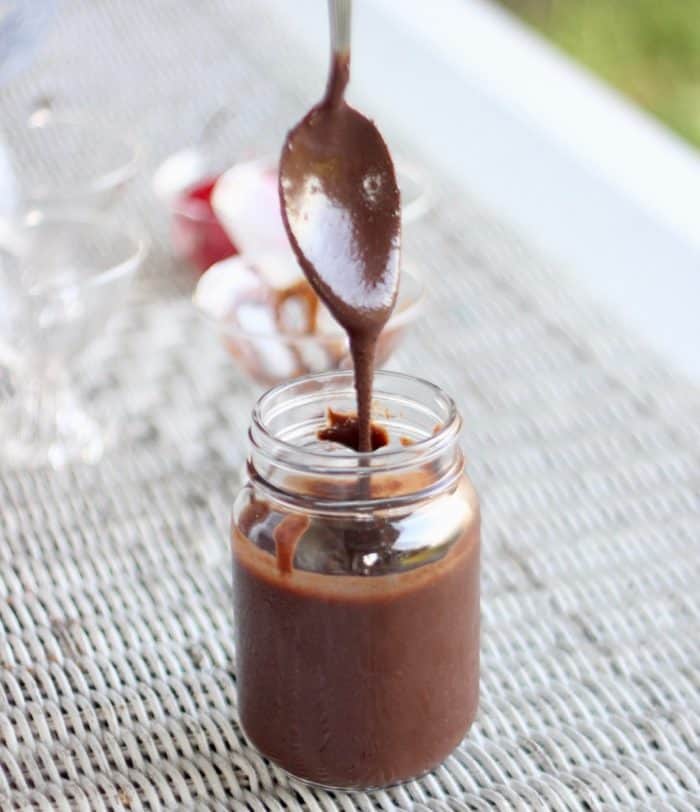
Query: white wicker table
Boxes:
[{"xmin": 0, "ymin": 2, "xmax": 698, "ymax": 810}]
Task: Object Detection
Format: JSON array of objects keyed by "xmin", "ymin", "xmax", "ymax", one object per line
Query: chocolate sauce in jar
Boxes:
[
  {"xmin": 233, "ymin": 490, "xmax": 479, "ymax": 789},
  {"xmin": 232, "ymin": 372, "xmax": 481, "ymax": 790}
]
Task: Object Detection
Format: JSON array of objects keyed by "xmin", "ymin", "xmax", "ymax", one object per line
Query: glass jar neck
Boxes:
[{"xmin": 248, "ymin": 370, "xmax": 464, "ymax": 511}]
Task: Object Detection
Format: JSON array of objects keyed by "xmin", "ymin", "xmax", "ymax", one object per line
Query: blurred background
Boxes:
[
  {"xmin": 496, "ymin": 0, "xmax": 700, "ymax": 148},
  {"xmin": 1, "ymin": 0, "xmax": 699, "ymax": 469},
  {"xmin": 2, "ymin": 7, "xmax": 699, "ymax": 811}
]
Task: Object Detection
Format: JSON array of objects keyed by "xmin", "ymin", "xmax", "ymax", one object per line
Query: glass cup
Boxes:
[
  {"xmin": 2, "ymin": 110, "xmax": 142, "ymax": 211},
  {"xmin": 0, "ymin": 210, "xmax": 147, "ymax": 467},
  {"xmin": 232, "ymin": 370, "xmax": 481, "ymax": 789},
  {"xmin": 193, "ymin": 263, "xmax": 424, "ymax": 388}
]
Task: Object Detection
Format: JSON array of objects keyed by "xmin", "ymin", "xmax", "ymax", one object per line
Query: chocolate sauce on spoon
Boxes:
[{"xmin": 279, "ymin": 16, "xmax": 401, "ymax": 452}]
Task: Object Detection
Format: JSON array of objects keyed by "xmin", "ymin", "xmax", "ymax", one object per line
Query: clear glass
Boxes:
[
  {"xmin": 232, "ymin": 371, "xmax": 480, "ymax": 790},
  {"xmin": 2, "ymin": 110, "xmax": 141, "ymax": 211},
  {"xmin": 194, "ymin": 264, "xmax": 423, "ymax": 387},
  {"xmin": 0, "ymin": 209, "xmax": 146, "ymax": 468}
]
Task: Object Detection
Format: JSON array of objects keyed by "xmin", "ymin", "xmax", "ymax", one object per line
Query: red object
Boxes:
[{"xmin": 171, "ymin": 176, "xmax": 238, "ymax": 273}]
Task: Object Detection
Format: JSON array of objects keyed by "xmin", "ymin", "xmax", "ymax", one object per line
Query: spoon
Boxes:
[{"xmin": 279, "ymin": 0, "xmax": 401, "ymax": 452}]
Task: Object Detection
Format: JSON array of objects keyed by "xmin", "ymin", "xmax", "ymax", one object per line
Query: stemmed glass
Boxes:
[{"xmin": 0, "ymin": 209, "xmax": 146, "ymax": 468}]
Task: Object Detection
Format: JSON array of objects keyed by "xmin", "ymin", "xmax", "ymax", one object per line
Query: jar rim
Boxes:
[{"xmin": 250, "ymin": 370, "xmax": 462, "ymax": 481}]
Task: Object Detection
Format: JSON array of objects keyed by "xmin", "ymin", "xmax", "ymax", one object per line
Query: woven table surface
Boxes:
[{"xmin": 1, "ymin": 1, "xmax": 699, "ymax": 810}]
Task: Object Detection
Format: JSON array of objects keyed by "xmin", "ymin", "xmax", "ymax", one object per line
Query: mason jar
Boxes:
[{"xmin": 232, "ymin": 370, "xmax": 480, "ymax": 790}]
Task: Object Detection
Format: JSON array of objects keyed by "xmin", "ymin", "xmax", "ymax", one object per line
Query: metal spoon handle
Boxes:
[{"xmin": 328, "ymin": 0, "xmax": 352, "ymax": 56}]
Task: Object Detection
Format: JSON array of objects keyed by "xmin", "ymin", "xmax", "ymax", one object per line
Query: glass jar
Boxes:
[{"xmin": 232, "ymin": 370, "xmax": 480, "ymax": 790}]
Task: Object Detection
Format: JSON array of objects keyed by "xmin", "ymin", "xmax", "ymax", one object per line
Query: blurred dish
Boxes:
[
  {"xmin": 193, "ymin": 259, "xmax": 423, "ymax": 387},
  {"xmin": 154, "ymin": 150, "xmax": 433, "ymax": 273}
]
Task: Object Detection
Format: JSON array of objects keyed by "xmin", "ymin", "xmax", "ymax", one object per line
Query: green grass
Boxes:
[{"xmin": 495, "ymin": 0, "xmax": 700, "ymax": 148}]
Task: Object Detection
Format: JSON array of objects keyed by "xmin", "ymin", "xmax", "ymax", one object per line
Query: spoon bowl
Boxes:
[{"xmin": 279, "ymin": 102, "xmax": 401, "ymax": 335}]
